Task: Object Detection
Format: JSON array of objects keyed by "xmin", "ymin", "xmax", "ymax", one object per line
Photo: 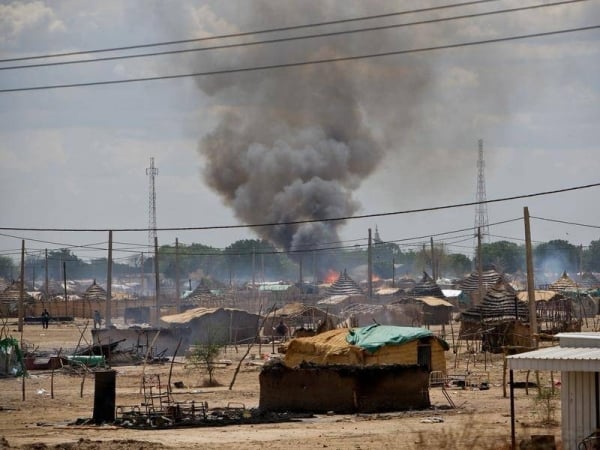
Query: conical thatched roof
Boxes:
[
  {"xmin": 326, "ymin": 270, "xmax": 363, "ymax": 296},
  {"xmin": 410, "ymin": 272, "xmax": 444, "ymax": 298},
  {"xmin": 0, "ymin": 280, "xmax": 34, "ymax": 304},
  {"xmin": 43, "ymin": 279, "xmax": 66, "ymax": 296},
  {"xmin": 461, "ymin": 279, "xmax": 528, "ymax": 323},
  {"xmin": 578, "ymin": 272, "xmax": 600, "ymax": 290},
  {"xmin": 549, "ymin": 272, "xmax": 579, "ymax": 292},
  {"xmin": 82, "ymin": 280, "xmax": 107, "ymax": 301},
  {"xmin": 459, "ymin": 266, "xmax": 503, "ymax": 293}
]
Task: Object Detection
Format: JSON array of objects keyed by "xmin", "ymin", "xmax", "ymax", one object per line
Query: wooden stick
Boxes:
[{"xmin": 228, "ymin": 304, "xmax": 274, "ymax": 391}]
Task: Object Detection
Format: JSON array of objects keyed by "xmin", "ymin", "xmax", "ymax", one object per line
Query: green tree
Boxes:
[
  {"xmin": 444, "ymin": 253, "xmax": 472, "ymax": 278},
  {"xmin": 534, "ymin": 239, "xmax": 579, "ymax": 274},
  {"xmin": 481, "ymin": 241, "xmax": 525, "ymax": 273},
  {"xmin": 0, "ymin": 255, "xmax": 14, "ymax": 279},
  {"xmin": 583, "ymin": 240, "xmax": 600, "ymax": 272}
]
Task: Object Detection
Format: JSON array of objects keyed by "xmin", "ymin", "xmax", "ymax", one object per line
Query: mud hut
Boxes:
[
  {"xmin": 160, "ymin": 306, "xmax": 261, "ymax": 345},
  {"xmin": 460, "ymin": 279, "xmax": 530, "ymax": 352},
  {"xmin": 393, "ymin": 296, "xmax": 454, "ymax": 327},
  {"xmin": 268, "ymin": 302, "xmax": 334, "ymax": 337},
  {"xmin": 260, "ymin": 325, "xmax": 448, "ymax": 413}
]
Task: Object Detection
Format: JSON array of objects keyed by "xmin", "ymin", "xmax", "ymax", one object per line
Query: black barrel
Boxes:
[{"xmin": 93, "ymin": 370, "xmax": 116, "ymax": 424}]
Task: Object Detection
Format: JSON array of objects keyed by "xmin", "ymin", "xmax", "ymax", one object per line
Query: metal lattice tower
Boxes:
[
  {"xmin": 146, "ymin": 157, "xmax": 158, "ymax": 248},
  {"xmin": 474, "ymin": 139, "xmax": 490, "ymax": 242}
]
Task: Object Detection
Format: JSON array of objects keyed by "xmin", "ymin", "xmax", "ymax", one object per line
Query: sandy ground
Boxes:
[{"xmin": 0, "ymin": 321, "xmax": 563, "ymax": 449}]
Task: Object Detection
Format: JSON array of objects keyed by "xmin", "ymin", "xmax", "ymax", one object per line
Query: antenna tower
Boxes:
[
  {"xmin": 146, "ymin": 157, "xmax": 158, "ymax": 248},
  {"xmin": 474, "ymin": 139, "xmax": 490, "ymax": 243}
]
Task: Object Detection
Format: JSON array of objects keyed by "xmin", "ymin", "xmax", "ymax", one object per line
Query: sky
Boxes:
[{"xmin": 0, "ymin": 0, "xmax": 599, "ymax": 266}]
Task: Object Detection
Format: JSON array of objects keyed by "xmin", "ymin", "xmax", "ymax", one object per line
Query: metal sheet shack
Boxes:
[
  {"xmin": 260, "ymin": 325, "xmax": 449, "ymax": 413},
  {"xmin": 508, "ymin": 332, "xmax": 600, "ymax": 450}
]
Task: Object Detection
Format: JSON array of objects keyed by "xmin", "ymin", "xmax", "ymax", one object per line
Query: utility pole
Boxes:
[
  {"xmin": 140, "ymin": 252, "xmax": 144, "ymax": 297},
  {"xmin": 430, "ymin": 236, "xmax": 436, "ymax": 281},
  {"xmin": 368, "ymin": 228, "xmax": 373, "ymax": 299},
  {"xmin": 299, "ymin": 256, "xmax": 303, "ymax": 285},
  {"xmin": 146, "ymin": 157, "xmax": 158, "ymax": 249},
  {"xmin": 477, "ymin": 227, "xmax": 483, "ymax": 305},
  {"xmin": 175, "ymin": 239, "xmax": 180, "ymax": 313},
  {"xmin": 44, "ymin": 249, "xmax": 48, "ymax": 299},
  {"xmin": 524, "ymin": 207, "xmax": 538, "ymax": 348},
  {"xmin": 392, "ymin": 257, "xmax": 396, "ymax": 288},
  {"xmin": 63, "ymin": 261, "xmax": 68, "ymax": 317},
  {"xmin": 18, "ymin": 240, "xmax": 24, "ymax": 332},
  {"xmin": 106, "ymin": 230, "xmax": 113, "ymax": 328},
  {"xmin": 252, "ymin": 245, "xmax": 256, "ymax": 287},
  {"xmin": 154, "ymin": 236, "xmax": 160, "ymax": 327},
  {"xmin": 474, "ymin": 139, "xmax": 490, "ymax": 260}
]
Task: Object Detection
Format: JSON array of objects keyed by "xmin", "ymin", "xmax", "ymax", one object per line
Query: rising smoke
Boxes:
[{"xmin": 192, "ymin": 2, "xmax": 430, "ymax": 254}]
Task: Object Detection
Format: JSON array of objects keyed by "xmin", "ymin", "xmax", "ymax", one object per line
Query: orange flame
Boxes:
[{"xmin": 324, "ymin": 269, "xmax": 339, "ymax": 284}]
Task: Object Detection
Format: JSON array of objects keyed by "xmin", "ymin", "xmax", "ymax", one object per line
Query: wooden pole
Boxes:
[
  {"xmin": 430, "ymin": 236, "xmax": 436, "ymax": 281},
  {"xmin": 367, "ymin": 228, "xmax": 373, "ymax": 299},
  {"xmin": 175, "ymin": 238, "xmax": 180, "ymax": 313},
  {"xmin": 392, "ymin": 257, "xmax": 396, "ymax": 288},
  {"xmin": 154, "ymin": 236, "xmax": 160, "ymax": 327},
  {"xmin": 44, "ymin": 248, "xmax": 48, "ymax": 299},
  {"xmin": 140, "ymin": 252, "xmax": 144, "ymax": 297},
  {"xmin": 106, "ymin": 230, "xmax": 113, "ymax": 327},
  {"xmin": 524, "ymin": 207, "xmax": 537, "ymax": 348},
  {"xmin": 18, "ymin": 240, "xmax": 25, "ymax": 332},
  {"xmin": 63, "ymin": 261, "xmax": 68, "ymax": 317},
  {"xmin": 477, "ymin": 227, "xmax": 483, "ymax": 305}
]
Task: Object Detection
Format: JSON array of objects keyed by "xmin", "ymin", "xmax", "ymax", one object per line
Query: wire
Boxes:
[
  {"xmin": 0, "ymin": 0, "xmax": 502, "ymax": 64},
  {"xmin": 0, "ymin": 0, "xmax": 584, "ymax": 71},
  {"xmin": 1, "ymin": 24, "xmax": 598, "ymax": 94},
  {"xmin": 531, "ymin": 216, "xmax": 600, "ymax": 229},
  {"xmin": 0, "ymin": 182, "xmax": 596, "ymax": 232}
]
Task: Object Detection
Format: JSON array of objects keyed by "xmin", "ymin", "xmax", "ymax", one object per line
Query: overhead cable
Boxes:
[
  {"xmin": 1, "ymin": 24, "xmax": 598, "ymax": 94},
  {"xmin": 0, "ymin": 0, "xmax": 584, "ymax": 71},
  {"xmin": 0, "ymin": 0, "xmax": 501, "ymax": 63}
]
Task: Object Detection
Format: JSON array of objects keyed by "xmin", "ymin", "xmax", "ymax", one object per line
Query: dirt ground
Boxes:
[{"xmin": 0, "ymin": 321, "xmax": 564, "ymax": 449}]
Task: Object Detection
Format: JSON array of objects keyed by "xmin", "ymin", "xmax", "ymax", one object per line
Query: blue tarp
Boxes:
[{"xmin": 346, "ymin": 324, "xmax": 440, "ymax": 353}]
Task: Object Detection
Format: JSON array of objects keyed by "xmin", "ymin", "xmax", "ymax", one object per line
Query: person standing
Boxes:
[
  {"xmin": 93, "ymin": 310, "xmax": 102, "ymax": 329},
  {"xmin": 41, "ymin": 309, "xmax": 50, "ymax": 329}
]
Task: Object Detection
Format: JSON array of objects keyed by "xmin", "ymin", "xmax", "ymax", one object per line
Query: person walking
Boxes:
[{"xmin": 41, "ymin": 309, "xmax": 50, "ymax": 329}]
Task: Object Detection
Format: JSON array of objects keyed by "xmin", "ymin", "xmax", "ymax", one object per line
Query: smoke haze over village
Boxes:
[{"xmin": 0, "ymin": 0, "xmax": 599, "ymax": 264}]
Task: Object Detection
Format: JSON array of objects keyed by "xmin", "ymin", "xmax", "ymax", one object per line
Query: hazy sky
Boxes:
[{"xmin": 0, "ymin": 0, "xmax": 599, "ymax": 265}]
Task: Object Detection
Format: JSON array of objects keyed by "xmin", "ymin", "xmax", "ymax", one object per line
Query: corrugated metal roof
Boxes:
[{"xmin": 507, "ymin": 345, "xmax": 600, "ymax": 372}]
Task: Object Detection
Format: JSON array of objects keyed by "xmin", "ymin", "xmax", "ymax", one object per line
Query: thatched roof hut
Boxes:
[
  {"xmin": 460, "ymin": 279, "xmax": 530, "ymax": 351},
  {"xmin": 410, "ymin": 272, "xmax": 445, "ymax": 299},
  {"xmin": 578, "ymin": 272, "xmax": 600, "ymax": 290},
  {"xmin": 326, "ymin": 270, "xmax": 363, "ymax": 296},
  {"xmin": 459, "ymin": 266, "xmax": 503, "ymax": 293},
  {"xmin": 82, "ymin": 280, "xmax": 107, "ymax": 302},
  {"xmin": 0, "ymin": 281, "xmax": 35, "ymax": 316},
  {"xmin": 549, "ymin": 272, "xmax": 579, "ymax": 292}
]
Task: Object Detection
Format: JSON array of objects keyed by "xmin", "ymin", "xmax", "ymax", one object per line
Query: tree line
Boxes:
[{"xmin": 0, "ymin": 238, "xmax": 599, "ymax": 284}]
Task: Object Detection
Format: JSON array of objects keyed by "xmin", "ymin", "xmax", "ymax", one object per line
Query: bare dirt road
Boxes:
[{"xmin": 0, "ymin": 321, "xmax": 561, "ymax": 449}]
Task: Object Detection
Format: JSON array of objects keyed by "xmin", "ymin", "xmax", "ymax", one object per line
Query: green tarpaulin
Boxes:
[{"xmin": 346, "ymin": 325, "xmax": 436, "ymax": 353}]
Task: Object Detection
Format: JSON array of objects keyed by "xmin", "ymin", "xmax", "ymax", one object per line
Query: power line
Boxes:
[
  {"xmin": 0, "ymin": 0, "xmax": 502, "ymax": 64},
  {"xmin": 531, "ymin": 216, "xmax": 600, "ymax": 229},
  {"xmin": 0, "ymin": 0, "xmax": 584, "ymax": 71},
  {"xmin": 1, "ymin": 24, "xmax": 598, "ymax": 94},
  {"xmin": 0, "ymin": 182, "xmax": 597, "ymax": 233}
]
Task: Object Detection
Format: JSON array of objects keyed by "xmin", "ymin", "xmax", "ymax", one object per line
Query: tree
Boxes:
[
  {"xmin": 583, "ymin": 240, "xmax": 600, "ymax": 272},
  {"xmin": 534, "ymin": 239, "xmax": 579, "ymax": 274},
  {"xmin": 444, "ymin": 253, "xmax": 472, "ymax": 278},
  {"xmin": 0, "ymin": 255, "xmax": 14, "ymax": 279},
  {"xmin": 187, "ymin": 328, "xmax": 226, "ymax": 387},
  {"xmin": 481, "ymin": 241, "xmax": 524, "ymax": 273}
]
